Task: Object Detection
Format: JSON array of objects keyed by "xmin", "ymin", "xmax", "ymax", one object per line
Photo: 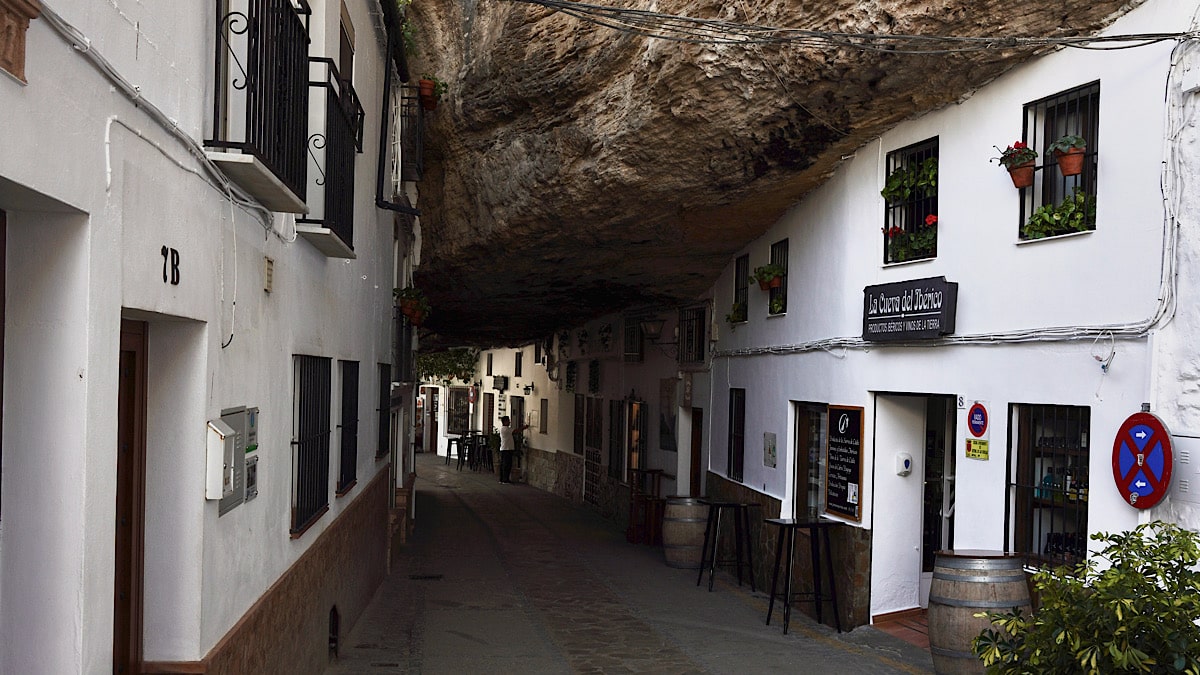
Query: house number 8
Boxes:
[{"xmin": 160, "ymin": 245, "xmax": 180, "ymax": 285}]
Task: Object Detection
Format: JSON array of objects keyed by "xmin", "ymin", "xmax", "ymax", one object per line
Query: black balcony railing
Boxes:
[
  {"xmin": 299, "ymin": 58, "xmax": 364, "ymax": 250},
  {"xmin": 207, "ymin": 0, "xmax": 311, "ymax": 201},
  {"xmin": 398, "ymin": 87, "xmax": 423, "ymax": 183}
]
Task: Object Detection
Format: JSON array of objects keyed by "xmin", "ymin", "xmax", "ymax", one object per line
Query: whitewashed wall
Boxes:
[
  {"xmin": 0, "ymin": 0, "xmax": 398, "ymax": 670},
  {"xmin": 708, "ymin": 0, "xmax": 1195, "ymax": 618}
]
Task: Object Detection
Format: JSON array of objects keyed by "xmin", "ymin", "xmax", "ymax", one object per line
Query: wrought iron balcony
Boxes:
[
  {"xmin": 395, "ymin": 87, "xmax": 423, "ymax": 186},
  {"xmin": 205, "ymin": 0, "xmax": 311, "ymax": 213},
  {"xmin": 296, "ymin": 57, "xmax": 365, "ymax": 258}
]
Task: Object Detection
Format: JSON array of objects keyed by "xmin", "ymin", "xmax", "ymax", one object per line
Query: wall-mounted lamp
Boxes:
[
  {"xmin": 523, "ymin": 383, "xmax": 535, "ymax": 395},
  {"xmin": 640, "ymin": 318, "xmax": 678, "ymax": 358}
]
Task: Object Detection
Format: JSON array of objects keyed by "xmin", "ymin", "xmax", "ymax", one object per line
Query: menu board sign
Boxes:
[{"xmin": 825, "ymin": 405, "xmax": 864, "ymax": 522}]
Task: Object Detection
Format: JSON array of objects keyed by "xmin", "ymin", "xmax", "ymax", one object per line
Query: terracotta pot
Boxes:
[
  {"xmin": 1054, "ymin": 147, "xmax": 1085, "ymax": 177},
  {"xmin": 418, "ymin": 78, "xmax": 435, "ymax": 96},
  {"xmin": 758, "ymin": 279, "xmax": 770, "ymax": 291},
  {"xmin": 419, "ymin": 95, "xmax": 438, "ymax": 111},
  {"xmin": 769, "ymin": 276, "xmax": 783, "ymax": 289},
  {"xmin": 407, "ymin": 310, "xmax": 425, "ymax": 326},
  {"xmin": 1008, "ymin": 161, "xmax": 1035, "ymax": 189},
  {"xmin": 399, "ymin": 298, "xmax": 420, "ymax": 313}
]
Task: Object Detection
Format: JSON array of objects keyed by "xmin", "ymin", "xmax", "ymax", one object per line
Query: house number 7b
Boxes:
[{"xmin": 160, "ymin": 245, "xmax": 180, "ymax": 285}]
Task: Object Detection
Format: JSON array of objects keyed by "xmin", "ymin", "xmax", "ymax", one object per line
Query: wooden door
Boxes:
[{"xmin": 115, "ymin": 320, "xmax": 147, "ymax": 673}]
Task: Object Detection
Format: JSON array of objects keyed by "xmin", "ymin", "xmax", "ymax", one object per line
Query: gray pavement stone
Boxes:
[{"xmin": 326, "ymin": 454, "xmax": 934, "ymax": 674}]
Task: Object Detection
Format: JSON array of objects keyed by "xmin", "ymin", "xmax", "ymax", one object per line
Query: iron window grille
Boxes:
[
  {"xmin": 586, "ymin": 396, "xmax": 603, "ymax": 452},
  {"xmin": 731, "ymin": 255, "xmax": 748, "ymax": 322},
  {"xmin": 677, "ymin": 306, "xmax": 707, "ymax": 366},
  {"xmin": 588, "ymin": 359, "xmax": 601, "ymax": 394},
  {"xmin": 337, "ymin": 360, "xmax": 359, "ymax": 495},
  {"xmin": 394, "ymin": 86, "xmax": 424, "ymax": 184},
  {"xmin": 539, "ymin": 398, "xmax": 549, "ymax": 434},
  {"xmin": 573, "ymin": 394, "xmax": 585, "ymax": 454},
  {"xmin": 392, "ymin": 305, "xmax": 414, "ymax": 383},
  {"xmin": 297, "ymin": 57, "xmax": 365, "ymax": 250},
  {"xmin": 292, "ymin": 354, "xmax": 331, "ymax": 535},
  {"xmin": 1008, "ymin": 403, "xmax": 1091, "ymax": 568},
  {"xmin": 208, "ymin": 0, "xmax": 312, "ymax": 202},
  {"xmin": 882, "ymin": 138, "xmax": 939, "ymax": 264},
  {"xmin": 447, "ymin": 387, "xmax": 470, "ymax": 435},
  {"xmin": 769, "ymin": 240, "xmax": 789, "ymax": 314},
  {"xmin": 728, "ymin": 388, "xmax": 746, "ymax": 482},
  {"xmin": 623, "ymin": 319, "xmax": 644, "ymax": 363},
  {"xmin": 376, "ymin": 363, "xmax": 390, "ymax": 459},
  {"xmin": 1018, "ymin": 82, "xmax": 1100, "ymax": 240},
  {"xmin": 486, "ymin": 353, "xmax": 493, "ymax": 376},
  {"xmin": 514, "ymin": 351, "xmax": 523, "ymax": 377}
]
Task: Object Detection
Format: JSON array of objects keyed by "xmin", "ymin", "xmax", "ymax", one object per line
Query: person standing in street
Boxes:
[{"xmin": 498, "ymin": 415, "xmax": 527, "ymax": 484}]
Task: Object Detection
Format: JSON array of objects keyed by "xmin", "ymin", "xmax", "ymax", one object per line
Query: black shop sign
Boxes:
[
  {"xmin": 863, "ymin": 276, "xmax": 958, "ymax": 342},
  {"xmin": 825, "ymin": 405, "xmax": 863, "ymax": 522}
]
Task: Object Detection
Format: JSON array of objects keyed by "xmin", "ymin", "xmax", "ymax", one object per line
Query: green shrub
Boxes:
[{"xmin": 973, "ymin": 521, "xmax": 1200, "ymax": 674}]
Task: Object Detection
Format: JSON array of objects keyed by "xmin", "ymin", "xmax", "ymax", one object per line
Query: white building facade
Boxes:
[{"xmin": 0, "ymin": 0, "xmax": 421, "ymax": 672}]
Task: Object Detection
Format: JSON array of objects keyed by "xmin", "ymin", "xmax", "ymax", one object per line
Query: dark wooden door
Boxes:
[
  {"xmin": 115, "ymin": 320, "xmax": 147, "ymax": 674},
  {"xmin": 690, "ymin": 408, "xmax": 703, "ymax": 496}
]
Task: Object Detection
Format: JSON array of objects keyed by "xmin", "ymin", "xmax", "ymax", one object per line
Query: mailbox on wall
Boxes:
[{"xmin": 206, "ymin": 419, "xmax": 237, "ymax": 500}]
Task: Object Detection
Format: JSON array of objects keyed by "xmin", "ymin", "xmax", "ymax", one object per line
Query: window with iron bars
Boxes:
[
  {"xmin": 677, "ymin": 306, "xmax": 707, "ymax": 366},
  {"xmin": 1018, "ymin": 82, "xmax": 1099, "ymax": 241},
  {"xmin": 882, "ymin": 138, "xmax": 938, "ymax": 265},
  {"xmin": 1009, "ymin": 403, "xmax": 1091, "ymax": 568},
  {"xmin": 608, "ymin": 399, "xmax": 625, "ymax": 480},
  {"xmin": 376, "ymin": 363, "xmax": 390, "ymax": 459},
  {"xmin": 728, "ymin": 388, "xmax": 746, "ymax": 482},
  {"xmin": 623, "ymin": 319, "xmax": 644, "ymax": 362},
  {"xmin": 292, "ymin": 355, "xmax": 331, "ymax": 536},
  {"xmin": 769, "ymin": 240, "xmax": 788, "ymax": 314},
  {"xmin": 336, "ymin": 360, "xmax": 359, "ymax": 495}
]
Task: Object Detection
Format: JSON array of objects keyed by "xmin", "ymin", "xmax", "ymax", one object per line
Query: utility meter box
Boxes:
[
  {"xmin": 246, "ymin": 407, "xmax": 259, "ymax": 453},
  {"xmin": 206, "ymin": 419, "xmax": 237, "ymax": 500},
  {"xmin": 218, "ymin": 406, "xmax": 249, "ymax": 515}
]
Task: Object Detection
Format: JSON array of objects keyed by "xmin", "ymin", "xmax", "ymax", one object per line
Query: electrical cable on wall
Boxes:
[{"xmin": 507, "ymin": 0, "xmax": 1198, "ymax": 52}]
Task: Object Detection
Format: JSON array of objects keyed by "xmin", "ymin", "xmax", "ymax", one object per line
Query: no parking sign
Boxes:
[
  {"xmin": 965, "ymin": 401, "xmax": 989, "ymax": 460},
  {"xmin": 1112, "ymin": 411, "xmax": 1174, "ymax": 509}
]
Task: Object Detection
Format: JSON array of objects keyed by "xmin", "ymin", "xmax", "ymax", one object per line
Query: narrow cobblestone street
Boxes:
[{"xmin": 326, "ymin": 453, "xmax": 934, "ymax": 674}]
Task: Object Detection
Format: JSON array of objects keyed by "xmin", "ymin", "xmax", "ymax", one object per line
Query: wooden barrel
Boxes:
[
  {"xmin": 662, "ymin": 497, "xmax": 707, "ymax": 569},
  {"xmin": 928, "ymin": 550, "xmax": 1031, "ymax": 675}
]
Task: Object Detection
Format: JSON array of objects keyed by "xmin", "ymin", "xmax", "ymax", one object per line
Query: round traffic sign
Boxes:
[
  {"xmin": 1111, "ymin": 411, "xmax": 1173, "ymax": 509},
  {"xmin": 968, "ymin": 403, "xmax": 988, "ymax": 438}
]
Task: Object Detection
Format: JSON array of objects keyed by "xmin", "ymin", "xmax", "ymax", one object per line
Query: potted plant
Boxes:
[
  {"xmin": 724, "ymin": 301, "xmax": 747, "ymax": 325},
  {"xmin": 883, "ymin": 214, "xmax": 939, "ymax": 263},
  {"xmin": 992, "ymin": 141, "xmax": 1039, "ymax": 189},
  {"xmin": 880, "ymin": 157, "xmax": 938, "ymax": 205},
  {"xmin": 393, "ymin": 286, "xmax": 432, "ymax": 326},
  {"xmin": 417, "ymin": 74, "xmax": 448, "ymax": 111},
  {"xmin": 1021, "ymin": 188, "xmax": 1095, "ymax": 240},
  {"xmin": 750, "ymin": 263, "xmax": 785, "ymax": 290},
  {"xmin": 769, "ymin": 295, "xmax": 786, "ymax": 315},
  {"xmin": 1047, "ymin": 134, "xmax": 1087, "ymax": 177}
]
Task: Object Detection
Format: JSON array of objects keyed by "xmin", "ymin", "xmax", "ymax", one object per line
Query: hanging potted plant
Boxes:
[
  {"xmin": 724, "ymin": 301, "xmax": 747, "ymax": 326},
  {"xmin": 417, "ymin": 74, "xmax": 447, "ymax": 111},
  {"xmin": 1048, "ymin": 134, "xmax": 1087, "ymax": 177},
  {"xmin": 992, "ymin": 141, "xmax": 1039, "ymax": 189},
  {"xmin": 750, "ymin": 263, "xmax": 785, "ymax": 290},
  {"xmin": 393, "ymin": 286, "xmax": 432, "ymax": 326}
]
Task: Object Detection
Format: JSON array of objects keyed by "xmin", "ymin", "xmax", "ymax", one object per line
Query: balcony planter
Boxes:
[
  {"xmin": 418, "ymin": 75, "xmax": 447, "ymax": 111},
  {"xmin": 1008, "ymin": 161, "xmax": 1035, "ymax": 189},
  {"xmin": 750, "ymin": 263, "xmax": 785, "ymax": 290},
  {"xmin": 1049, "ymin": 135, "xmax": 1088, "ymax": 177},
  {"xmin": 993, "ymin": 141, "xmax": 1038, "ymax": 189}
]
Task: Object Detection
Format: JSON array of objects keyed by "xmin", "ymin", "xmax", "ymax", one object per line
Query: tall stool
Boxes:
[
  {"xmin": 764, "ymin": 515, "xmax": 844, "ymax": 633},
  {"xmin": 447, "ymin": 437, "xmax": 464, "ymax": 470},
  {"xmin": 696, "ymin": 500, "xmax": 756, "ymax": 592}
]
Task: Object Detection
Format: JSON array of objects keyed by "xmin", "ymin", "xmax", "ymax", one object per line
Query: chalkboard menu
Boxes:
[{"xmin": 825, "ymin": 405, "xmax": 864, "ymax": 522}]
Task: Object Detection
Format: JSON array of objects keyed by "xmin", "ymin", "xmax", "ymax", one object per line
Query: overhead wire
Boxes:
[{"xmin": 508, "ymin": 0, "xmax": 1198, "ymax": 53}]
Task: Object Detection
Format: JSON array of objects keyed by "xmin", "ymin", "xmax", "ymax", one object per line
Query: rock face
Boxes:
[{"xmin": 408, "ymin": 0, "xmax": 1139, "ymax": 346}]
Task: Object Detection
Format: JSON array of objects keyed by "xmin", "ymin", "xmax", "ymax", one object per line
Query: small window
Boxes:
[
  {"xmin": 769, "ymin": 240, "xmax": 788, "ymax": 314},
  {"xmin": 728, "ymin": 388, "xmax": 746, "ymax": 482},
  {"xmin": 539, "ymin": 398, "xmax": 549, "ymax": 434},
  {"xmin": 336, "ymin": 360, "xmax": 359, "ymax": 495},
  {"xmin": 1019, "ymin": 82, "xmax": 1099, "ymax": 240},
  {"xmin": 627, "ymin": 398, "xmax": 646, "ymax": 477},
  {"xmin": 486, "ymin": 352, "xmax": 493, "ymax": 376},
  {"xmin": 608, "ymin": 399, "xmax": 625, "ymax": 479},
  {"xmin": 573, "ymin": 394, "xmax": 585, "ymax": 454},
  {"xmin": 882, "ymin": 138, "xmax": 938, "ymax": 264},
  {"xmin": 338, "ymin": 1, "xmax": 355, "ymax": 87},
  {"xmin": 376, "ymin": 363, "xmax": 390, "ymax": 459},
  {"xmin": 677, "ymin": 306, "xmax": 707, "ymax": 365},
  {"xmin": 446, "ymin": 387, "xmax": 470, "ymax": 435},
  {"xmin": 1010, "ymin": 403, "xmax": 1091, "ymax": 567},
  {"xmin": 623, "ymin": 319, "xmax": 644, "ymax": 363},
  {"xmin": 514, "ymin": 351, "xmax": 523, "ymax": 377}
]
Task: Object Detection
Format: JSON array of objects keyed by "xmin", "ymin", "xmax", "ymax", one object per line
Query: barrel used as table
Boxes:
[
  {"xmin": 661, "ymin": 497, "xmax": 707, "ymax": 569},
  {"xmin": 927, "ymin": 550, "xmax": 1032, "ymax": 675}
]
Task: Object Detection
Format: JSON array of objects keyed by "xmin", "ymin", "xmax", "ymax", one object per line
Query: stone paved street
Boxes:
[{"xmin": 326, "ymin": 453, "xmax": 935, "ymax": 674}]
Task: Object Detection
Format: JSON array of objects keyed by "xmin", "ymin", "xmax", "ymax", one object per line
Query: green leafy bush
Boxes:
[
  {"xmin": 416, "ymin": 348, "xmax": 479, "ymax": 383},
  {"xmin": 1022, "ymin": 187, "xmax": 1095, "ymax": 240},
  {"xmin": 973, "ymin": 521, "xmax": 1200, "ymax": 674},
  {"xmin": 880, "ymin": 157, "xmax": 938, "ymax": 205}
]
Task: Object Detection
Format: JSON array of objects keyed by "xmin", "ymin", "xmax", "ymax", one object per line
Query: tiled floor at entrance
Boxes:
[{"xmin": 873, "ymin": 609, "xmax": 929, "ymax": 649}]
